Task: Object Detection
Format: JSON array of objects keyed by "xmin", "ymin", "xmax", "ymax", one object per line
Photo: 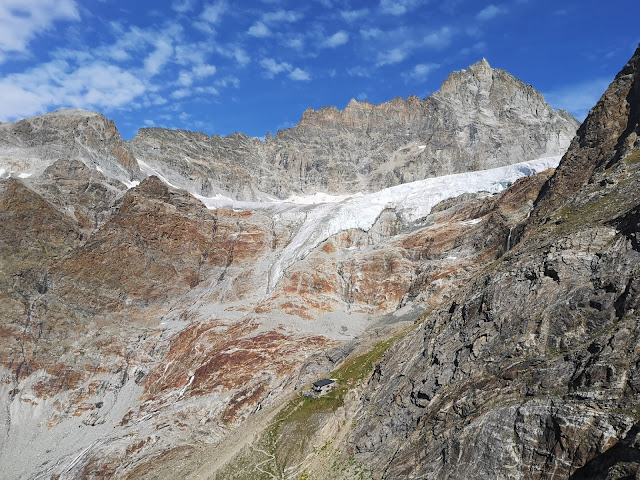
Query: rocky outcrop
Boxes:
[
  {"xmin": 345, "ymin": 45, "xmax": 640, "ymax": 479},
  {"xmin": 530, "ymin": 46, "xmax": 640, "ymax": 227},
  {"xmin": 128, "ymin": 59, "xmax": 579, "ymax": 200},
  {"xmin": 0, "ymin": 109, "xmax": 141, "ymax": 185}
]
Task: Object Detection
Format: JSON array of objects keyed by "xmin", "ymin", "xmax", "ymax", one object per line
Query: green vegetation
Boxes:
[
  {"xmin": 211, "ymin": 331, "xmax": 406, "ymax": 479},
  {"xmin": 623, "ymin": 149, "xmax": 640, "ymax": 166}
]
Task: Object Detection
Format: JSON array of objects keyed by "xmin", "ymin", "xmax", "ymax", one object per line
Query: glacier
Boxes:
[{"xmin": 188, "ymin": 156, "xmax": 560, "ymax": 291}]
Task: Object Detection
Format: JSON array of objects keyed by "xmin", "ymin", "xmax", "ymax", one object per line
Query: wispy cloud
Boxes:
[
  {"xmin": 171, "ymin": 0, "xmax": 196, "ymax": 13},
  {"xmin": 0, "ymin": 60, "xmax": 147, "ymax": 120},
  {"xmin": 289, "ymin": 68, "xmax": 311, "ymax": 81},
  {"xmin": 377, "ymin": 48, "xmax": 408, "ymax": 66},
  {"xmin": 403, "ymin": 62, "xmax": 440, "ymax": 82},
  {"xmin": 423, "ymin": 26, "xmax": 453, "ymax": 49},
  {"xmin": 262, "ymin": 10, "xmax": 302, "ymax": 24},
  {"xmin": 248, "ymin": 22, "xmax": 271, "ymax": 37},
  {"xmin": 340, "ymin": 9, "xmax": 369, "ymax": 22},
  {"xmin": 201, "ymin": 0, "xmax": 228, "ymax": 23},
  {"xmin": 379, "ymin": 0, "xmax": 425, "ymax": 16},
  {"xmin": 375, "ymin": 26, "xmax": 453, "ymax": 66},
  {"xmin": 215, "ymin": 44, "xmax": 250, "ymax": 66},
  {"xmin": 144, "ymin": 38, "xmax": 174, "ymax": 76},
  {"xmin": 322, "ymin": 31, "xmax": 349, "ymax": 48},
  {"xmin": 360, "ymin": 28, "xmax": 383, "ymax": 39},
  {"xmin": 476, "ymin": 4, "xmax": 505, "ymax": 21},
  {"xmin": 543, "ymin": 78, "xmax": 611, "ymax": 120},
  {"xmin": 0, "ymin": 0, "xmax": 80, "ymax": 63},
  {"xmin": 259, "ymin": 58, "xmax": 309, "ymax": 81},
  {"xmin": 260, "ymin": 58, "xmax": 292, "ymax": 78},
  {"xmin": 195, "ymin": 0, "xmax": 228, "ymax": 33}
]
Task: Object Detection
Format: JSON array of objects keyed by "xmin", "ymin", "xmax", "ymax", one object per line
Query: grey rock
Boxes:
[
  {"xmin": 127, "ymin": 59, "xmax": 578, "ymax": 200},
  {"xmin": 347, "ymin": 45, "xmax": 640, "ymax": 479}
]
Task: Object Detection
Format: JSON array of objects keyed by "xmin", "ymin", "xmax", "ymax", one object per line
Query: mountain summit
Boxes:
[{"xmin": 125, "ymin": 58, "xmax": 578, "ymax": 200}]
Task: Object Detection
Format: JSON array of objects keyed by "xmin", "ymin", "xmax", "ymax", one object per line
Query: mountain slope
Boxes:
[
  {"xmin": 0, "ymin": 59, "xmax": 583, "ymax": 479},
  {"xmin": 340, "ymin": 44, "xmax": 640, "ymax": 480}
]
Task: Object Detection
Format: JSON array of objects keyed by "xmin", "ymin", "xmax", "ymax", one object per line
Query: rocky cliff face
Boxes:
[
  {"xmin": 0, "ymin": 57, "xmax": 592, "ymax": 480},
  {"xmin": 0, "ymin": 109, "xmax": 142, "ymax": 186},
  {"xmin": 339, "ymin": 45, "xmax": 640, "ymax": 479},
  {"xmin": 128, "ymin": 59, "xmax": 578, "ymax": 200}
]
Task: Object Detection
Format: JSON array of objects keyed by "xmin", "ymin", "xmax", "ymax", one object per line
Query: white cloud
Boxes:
[
  {"xmin": 260, "ymin": 58, "xmax": 292, "ymax": 78},
  {"xmin": 215, "ymin": 76, "xmax": 240, "ymax": 88},
  {"xmin": 289, "ymin": 68, "xmax": 311, "ymax": 81},
  {"xmin": 171, "ymin": 88, "xmax": 191, "ymax": 99},
  {"xmin": 177, "ymin": 71, "xmax": 193, "ymax": 87},
  {"xmin": 459, "ymin": 41, "xmax": 487, "ymax": 56},
  {"xmin": 476, "ymin": 4, "xmax": 505, "ymax": 21},
  {"xmin": 171, "ymin": 0, "xmax": 195, "ymax": 13},
  {"xmin": 0, "ymin": 0, "xmax": 80, "ymax": 62},
  {"xmin": 194, "ymin": 86, "xmax": 220, "ymax": 95},
  {"xmin": 215, "ymin": 45, "xmax": 250, "ymax": 66},
  {"xmin": 322, "ymin": 31, "xmax": 349, "ymax": 48},
  {"xmin": 403, "ymin": 62, "xmax": 439, "ymax": 82},
  {"xmin": 379, "ymin": 0, "xmax": 424, "ymax": 16},
  {"xmin": 0, "ymin": 60, "xmax": 146, "ymax": 121},
  {"xmin": 193, "ymin": 64, "xmax": 217, "ymax": 77},
  {"xmin": 259, "ymin": 58, "xmax": 309, "ymax": 81},
  {"xmin": 248, "ymin": 22, "xmax": 271, "ymax": 37},
  {"xmin": 262, "ymin": 10, "xmax": 302, "ymax": 23},
  {"xmin": 543, "ymin": 78, "xmax": 611, "ymax": 121},
  {"xmin": 423, "ymin": 26, "xmax": 453, "ymax": 49},
  {"xmin": 376, "ymin": 47, "xmax": 407, "ymax": 66},
  {"xmin": 340, "ymin": 9, "xmax": 369, "ymax": 22},
  {"xmin": 201, "ymin": 1, "xmax": 228, "ymax": 24},
  {"xmin": 360, "ymin": 28, "xmax": 383, "ymax": 39},
  {"xmin": 356, "ymin": 92, "xmax": 368, "ymax": 101},
  {"xmin": 144, "ymin": 38, "xmax": 174, "ymax": 76},
  {"xmin": 284, "ymin": 37, "xmax": 304, "ymax": 49},
  {"xmin": 347, "ymin": 66, "xmax": 372, "ymax": 78}
]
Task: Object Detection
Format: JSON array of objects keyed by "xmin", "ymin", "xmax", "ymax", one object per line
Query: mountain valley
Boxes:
[{"xmin": 0, "ymin": 48, "xmax": 638, "ymax": 480}]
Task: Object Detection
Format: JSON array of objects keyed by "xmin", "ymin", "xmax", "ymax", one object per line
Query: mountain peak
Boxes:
[
  {"xmin": 470, "ymin": 57, "xmax": 491, "ymax": 70},
  {"xmin": 529, "ymin": 43, "xmax": 640, "ymax": 225}
]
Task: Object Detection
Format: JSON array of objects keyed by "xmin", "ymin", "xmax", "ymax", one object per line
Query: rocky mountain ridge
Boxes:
[
  {"xmin": 0, "ymin": 57, "xmax": 600, "ymax": 479},
  {"xmin": 273, "ymin": 44, "xmax": 640, "ymax": 480},
  {"xmin": 0, "ymin": 58, "xmax": 578, "ymax": 202},
  {"xmin": 129, "ymin": 58, "xmax": 578, "ymax": 200}
]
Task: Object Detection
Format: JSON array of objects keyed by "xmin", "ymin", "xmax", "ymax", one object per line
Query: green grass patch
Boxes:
[
  {"xmin": 264, "ymin": 332, "xmax": 406, "ymax": 475},
  {"xmin": 210, "ymin": 332, "xmax": 408, "ymax": 479},
  {"xmin": 623, "ymin": 150, "xmax": 640, "ymax": 166}
]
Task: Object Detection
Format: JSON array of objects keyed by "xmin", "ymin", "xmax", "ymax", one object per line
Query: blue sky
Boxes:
[{"xmin": 0, "ymin": 0, "xmax": 638, "ymax": 140}]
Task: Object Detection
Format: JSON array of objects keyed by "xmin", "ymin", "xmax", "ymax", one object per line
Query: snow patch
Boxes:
[
  {"xmin": 137, "ymin": 159, "xmax": 180, "ymax": 189},
  {"xmin": 121, "ymin": 179, "xmax": 140, "ymax": 189},
  {"xmin": 281, "ymin": 191, "xmax": 361, "ymax": 205}
]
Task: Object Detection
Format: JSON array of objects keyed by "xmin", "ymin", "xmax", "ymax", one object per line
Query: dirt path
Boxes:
[{"xmin": 187, "ymin": 393, "xmax": 293, "ymax": 480}]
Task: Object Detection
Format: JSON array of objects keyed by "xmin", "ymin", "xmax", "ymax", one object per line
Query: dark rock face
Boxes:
[
  {"xmin": 128, "ymin": 59, "xmax": 578, "ymax": 200},
  {"xmin": 348, "ymin": 45, "xmax": 640, "ymax": 479}
]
